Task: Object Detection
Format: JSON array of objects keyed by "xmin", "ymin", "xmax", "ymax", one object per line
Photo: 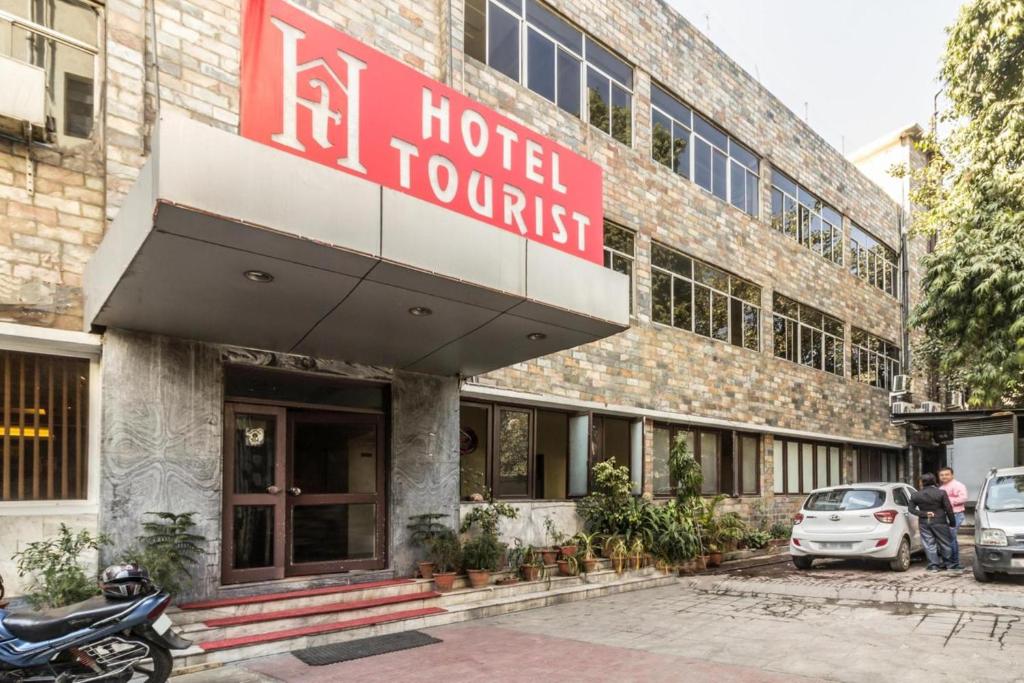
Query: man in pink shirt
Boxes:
[{"xmin": 939, "ymin": 467, "xmax": 968, "ymax": 570}]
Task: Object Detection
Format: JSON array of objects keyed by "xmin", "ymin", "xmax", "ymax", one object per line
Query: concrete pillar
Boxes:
[
  {"xmin": 98, "ymin": 329, "xmax": 224, "ymax": 600},
  {"xmin": 388, "ymin": 370, "xmax": 460, "ymax": 576}
]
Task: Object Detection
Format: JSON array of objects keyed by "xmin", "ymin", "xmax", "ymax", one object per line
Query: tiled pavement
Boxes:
[{"xmin": 174, "ymin": 543, "xmax": 1024, "ymax": 683}]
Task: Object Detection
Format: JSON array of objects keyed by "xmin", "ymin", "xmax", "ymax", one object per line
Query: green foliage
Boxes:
[
  {"xmin": 14, "ymin": 524, "xmax": 109, "ymax": 609},
  {"xmin": 121, "ymin": 512, "xmax": 207, "ymax": 596},
  {"xmin": 576, "ymin": 459, "xmax": 636, "ymax": 535},
  {"xmin": 543, "ymin": 515, "xmax": 569, "ymax": 547},
  {"xmin": 407, "ymin": 513, "xmax": 450, "ymax": 550},
  {"xmin": 896, "ymin": 0, "xmax": 1024, "ymax": 405},
  {"xmin": 742, "ymin": 529, "xmax": 772, "ymax": 550},
  {"xmin": 768, "ymin": 521, "xmax": 792, "ymax": 540},
  {"xmin": 461, "ymin": 533, "xmax": 503, "ymax": 572},
  {"xmin": 668, "ymin": 434, "xmax": 703, "ymax": 504},
  {"xmin": 573, "ymin": 531, "xmax": 600, "ymax": 560},
  {"xmin": 428, "ymin": 528, "xmax": 461, "ymax": 573},
  {"xmin": 460, "ymin": 497, "xmax": 517, "ymax": 537}
]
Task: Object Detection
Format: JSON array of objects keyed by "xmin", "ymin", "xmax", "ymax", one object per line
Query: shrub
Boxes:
[
  {"xmin": 428, "ymin": 528, "xmax": 461, "ymax": 573},
  {"xmin": 121, "ymin": 512, "xmax": 207, "ymax": 596},
  {"xmin": 461, "ymin": 534, "xmax": 503, "ymax": 572},
  {"xmin": 667, "ymin": 434, "xmax": 702, "ymax": 503},
  {"xmin": 14, "ymin": 524, "xmax": 109, "ymax": 609}
]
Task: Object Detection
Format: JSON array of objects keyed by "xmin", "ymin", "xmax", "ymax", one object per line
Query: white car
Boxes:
[{"xmin": 790, "ymin": 483, "xmax": 923, "ymax": 572}]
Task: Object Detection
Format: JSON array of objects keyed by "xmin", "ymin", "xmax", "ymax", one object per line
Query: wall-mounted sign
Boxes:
[{"xmin": 241, "ymin": 0, "xmax": 604, "ymax": 264}]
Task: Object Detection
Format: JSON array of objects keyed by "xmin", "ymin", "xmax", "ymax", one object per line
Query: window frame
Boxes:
[
  {"xmin": 772, "ymin": 438, "xmax": 842, "ymax": 495},
  {"xmin": 652, "ymin": 423, "xmax": 759, "ymax": 497},
  {"xmin": 770, "ymin": 169, "xmax": 843, "ymax": 265},
  {"xmin": 602, "ymin": 221, "xmax": 636, "ymax": 316},
  {"xmin": 850, "ymin": 327, "xmax": 901, "ymax": 390},
  {"xmin": 650, "ymin": 83, "xmax": 760, "ymax": 218},
  {"xmin": 0, "ymin": 1, "xmax": 102, "ymax": 145},
  {"xmin": 651, "ymin": 242, "xmax": 762, "ymax": 352},
  {"xmin": 772, "ymin": 293, "xmax": 844, "ymax": 377},
  {"xmin": 852, "ymin": 446, "xmax": 902, "ymax": 483},
  {"xmin": 467, "ymin": 0, "xmax": 633, "ymax": 145},
  {"xmin": 849, "ymin": 223, "xmax": 900, "ymax": 298}
]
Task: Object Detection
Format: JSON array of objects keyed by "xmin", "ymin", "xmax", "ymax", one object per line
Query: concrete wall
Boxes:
[
  {"xmin": 0, "ymin": 513, "xmax": 99, "ymax": 600},
  {"xmin": 461, "ymin": 500, "xmax": 583, "ymax": 550}
]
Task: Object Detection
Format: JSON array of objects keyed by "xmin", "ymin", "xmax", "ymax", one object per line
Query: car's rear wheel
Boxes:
[
  {"xmin": 792, "ymin": 556, "xmax": 814, "ymax": 570},
  {"xmin": 973, "ymin": 559, "xmax": 992, "ymax": 583},
  {"xmin": 888, "ymin": 537, "xmax": 911, "ymax": 572}
]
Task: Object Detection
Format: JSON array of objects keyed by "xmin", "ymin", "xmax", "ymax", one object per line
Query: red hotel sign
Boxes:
[{"xmin": 240, "ymin": 0, "xmax": 604, "ymax": 264}]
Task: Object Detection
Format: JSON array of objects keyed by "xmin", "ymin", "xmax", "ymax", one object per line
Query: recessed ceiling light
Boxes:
[
  {"xmin": 244, "ymin": 270, "xmax": 274, "ymax": 283},
  {"xmin": 409, "ymin": 306, "xmax": 433, "ymax": 317},
  {"xmin": 526, "ymin": 332, "xmax": 547, "ymax": 341}
]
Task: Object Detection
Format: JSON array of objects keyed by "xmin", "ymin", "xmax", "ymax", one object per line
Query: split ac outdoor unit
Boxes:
[
  {"xmin": 891, "ymin": 402, "xmax": 915, "ymax": 415},
  {"xmin": 891, "ymin": 375, "xmax": 911, "ymax": 394},
  {"xmin": 0, "ymin": 54, "xmax": 45, "ymax": 140},
  {"xmin": 920, "ymin": 401, "xmax": 942, "ymax": 413}
]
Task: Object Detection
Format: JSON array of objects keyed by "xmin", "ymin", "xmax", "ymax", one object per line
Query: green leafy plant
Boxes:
[
  {"xmin": 14, "ymin": 524, "xmax": 109, "ymax": 609},
  {"xmin": 577, "ymin": 459, "xmax": 636, "ymax": 536},
  {"xmin": 573, "ymin": 531, "xmax": 600, "ymax": 560},
  {"xmin": 460, "ymin": 498, "xmax": 517, "ymax": 537},
  {"xmin": 741, "ymin": 529, "xmax": 772, "ymax": 550},
  {"xmin": 668, "ymin": 434, "xmax": 703, "ymax": 504},
  {"xmin": 461, "ymin": 533, "xmax": 503, "ymax": 572},
  {"xmin": 428, "ymin": 528, "xmax": 461, "ymax": 573},
  {"xmin": 544, "ymin": 515, "xmax": 569, "ymax": 547},
  {"xmin": 121, "ymin": 512, "xmax": 207, "ymax": 596},
  {"xmin": 769, "ymin": 521, "xmax": 792, "ymax": 540},
  {"xmin": 407, "ymin": 512, "xmax": 451, "ymax": 565}
]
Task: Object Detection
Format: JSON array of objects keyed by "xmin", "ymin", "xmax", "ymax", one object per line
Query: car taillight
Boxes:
[
  {"xmin": 792, "ymin": 538, "xmax": 801, "ymax": 546},
  {"xmin": 148, "ymin": 595, "xmax": 171, "ymax": 622},
  {"xmin": 793, "ymin": 513, "xmax": 804, "ymax": 525},
  {"xmin": 874, "ymin": 510, "xmax": 898, "ymax": 524},
  {"xmin": 874, "ymin": 538, "xmax": 889, "ymax": 547}
]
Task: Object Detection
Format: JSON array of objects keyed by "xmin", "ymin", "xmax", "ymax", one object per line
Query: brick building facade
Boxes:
[{"xmin": 0, "ymin": 0, "xmax": 921, "ymax": 599}]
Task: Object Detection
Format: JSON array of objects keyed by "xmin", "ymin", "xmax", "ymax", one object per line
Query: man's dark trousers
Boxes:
[{"xmin": 920, "ymin": 519, "xmax": 954, "ymax": 569}]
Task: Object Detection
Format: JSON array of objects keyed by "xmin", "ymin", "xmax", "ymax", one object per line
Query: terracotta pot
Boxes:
[
  {"xmin": 557, "ymin": 559, "xmax": 578, "ymax": 576},
  {"xmin": 612, "ymin": 556, "xmax": 626, "ymax": 574},
  {"xmin": 708, "ymin": 552, "xmax": 723, "ymax": 568},
  {"xmin": 522, "ymin": 564, "xmax": 542, "ymax": 581},
  {"xmin": 417, "ymin": 561, "xmax": 435, "ymax": 579},
  {"xmin": 466, "ymin": 569, "xmax": 491, "ymax": 588},
  {"xmin": 696, "ymin": 556, "xmax": 708, "ymax": 571},
  {"xmin": 540, "ymin": 549, "xmax": 559, "ymax": 565},
  {"xmin": 582, "ymin": 557, "xmax": 600, "ymax": 573},
  {"xmin": 560, "ymin": 545, "xmax": 578, "ymax": 558},
  {"xmin": 433, "ymin": 572, "xmax": 456, "ymax": 592}
]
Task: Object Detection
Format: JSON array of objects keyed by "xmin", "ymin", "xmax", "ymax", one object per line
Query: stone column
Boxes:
[
  {"xmin": 389, "ymin": 371, "xmax": 460, "ymax": 576},
  {"xmin": 98, "ymin": 329, "xmax": 223, "ymax": 600}
]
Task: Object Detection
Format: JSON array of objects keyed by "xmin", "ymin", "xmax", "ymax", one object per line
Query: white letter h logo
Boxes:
[{"xmin": 270, "ymin": 17, "xmax": 367, "ymax": 173}]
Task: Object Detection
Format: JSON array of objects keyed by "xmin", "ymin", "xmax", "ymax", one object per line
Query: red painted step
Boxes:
[
  {"xmin": 178, "ymin": 579, "xmax": 416, "ymax": 611},
  {"xmin": 198, "ymin": 606, "xmax": 448, "ymax": 652},
  {"xmin": 203, "ymin": 591, "xmax": 442, "ymax": 627}
]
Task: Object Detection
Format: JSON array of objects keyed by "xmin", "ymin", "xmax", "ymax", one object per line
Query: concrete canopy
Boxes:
[{"xmin": 85, "ymin": 113, "xmax": 629, "ymax": 376}]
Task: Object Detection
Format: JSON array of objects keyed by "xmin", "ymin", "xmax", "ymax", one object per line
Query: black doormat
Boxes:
[{"xmin": 292, "ymin": 631, "xmax": 442, "ymax": 666}]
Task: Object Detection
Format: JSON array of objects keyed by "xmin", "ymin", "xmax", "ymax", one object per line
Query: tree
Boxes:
[{"xmin": 902, "ymin": 0, "xmax": 1024, "ymax": 406}]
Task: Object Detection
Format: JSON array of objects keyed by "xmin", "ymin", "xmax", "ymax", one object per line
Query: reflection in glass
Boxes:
[
  {"xmin": 234, "ymin": 415, "xmax": 275, "ymax": 494},
  {"xmin": 498, "ymin": 409, "xmax": 530, "ymax": 496},
  {"xmin": 700, "ymin": 431, "xmax": 718, "ymax": 495},
  {"xmin": 488, "ymin": 4, "xmax": 520, "ymax": 80},
  {"xmin": 234, "ymin": 506, "xmax": 274, "ymax": 569},
  {"xmin": 292, "ymin": 504, "xmax": 375, "ymax": 564},
  {"xmin": 527, "ymin": 28, "xmax": 555, "ymax": 102},
  {"xmin": 293, "ymin": 420, "xmax": 377, "ymax": 495}
]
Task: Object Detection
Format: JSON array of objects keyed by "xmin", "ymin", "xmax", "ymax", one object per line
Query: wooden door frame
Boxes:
[
  {"xmin": 221, "ymin": 403, "xmax": 287, "ymax": 584},
  {"xmin": 284, "ymin": 410, "xmax": 387, "ymax": 576}
]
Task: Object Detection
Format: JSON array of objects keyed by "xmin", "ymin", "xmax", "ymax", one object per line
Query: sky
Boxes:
[{"xmin": 666, "ymin": 0, "xmax": 964, "ymax": 156}]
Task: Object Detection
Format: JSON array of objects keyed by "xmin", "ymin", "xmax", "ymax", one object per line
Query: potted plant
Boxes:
[
  {"xmin": 407, "ymin": 512, "xmax": 450, "ymax": 579},
  {"xmin": 544, "ymin": 516, "xmax": 576, "ymax": 559},
  {"xmin": 462, "ymin": 534, "xmax": 502, "ymax": 588},
  {"xmin": 629, "ymin": 537, "xmax": 646, "ymax": 570},
  {"xmin": 605, "ymin": 535, "xmax": 628, "ymax": 574},
  {"xmin": 520, "ymin": 546, "xmax": 547, "ymax": 581},
  {"xmin": 574, "ymin": 531, "xmax": 601, "ymax": 573},
  {"xmin": 428, "ymin": 528, "xmax": 461, "ymax": 592},
  {"xmin": 556, "ymin": 553, "xmax": 579, "ymax": 577}
]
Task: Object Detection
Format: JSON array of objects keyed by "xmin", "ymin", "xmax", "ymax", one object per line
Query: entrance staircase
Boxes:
[{"xmin": 169, "ymin": 562, "xmax": 676, "ymax": 675}]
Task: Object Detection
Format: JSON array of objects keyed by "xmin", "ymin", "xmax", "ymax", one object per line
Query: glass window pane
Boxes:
[
  {"xmin": 234, "ymin": 414, "xmax": 276, "ymax": 494},
  {"xmin": 693, "ymin": 113, "xmax": 727, "ymax": 150},
  {"xmin": 801, "ymin": 443, "xmax": 814, "ymax": 493},
  {"xmin": 773, "ymin": 171, "xmax": 798, "ymax": 197},
  {"xmin": 233, "ymin": 506, "xmax": 274, "ymax": 569},
  {"xmin": 651, "ymin": 110, "xmax": 672, "ymax": 168},
  {"xmin": 773, "ymin": 440, "xmax": 784, "ymax": 494},
  {"xmin": 584, "ymin": 37, "xmax": 632, "ymax": 88},
  {"xmin": 497, "ymin": 408, "xmax": 530, "ymax": 496},
  {"xmin": 731, "ymin": 280, "xmax": 760, "ymax": 305},
  {"xmin": 712, "ymin": 148, "xmax": 728, "ymax": 201},
  {"xmin": 556, "ymin": 48, "xmax": 581, "ymax": 116},
  {"xmin": 292, "ymin": 503, "xmax": 375, "ymax": 563},
  {"xmin": 653, "ymin": 244, "xmax": 691, "ymax": 277},
  {"xmin": 586, "ymin": 67, "xmax": 610, "ymax": 134},
  {"xmin": 771, "ymin": 188, "xmax": 784, "ymax": 230},
  {"xmin": 711, "ymin": 291, "xmax": 729, "ymax": 341},
  {"xmin": 610, "ymin": 84, "xmax": 631, "ymax": 144},
  {"xmin": 525, "ymin": 0, "xmax": 582, "ymax": 53},
  {"xmin": 673, "ymin": 127, "xmax": 690, "ymax": 178},
  {"xmin": 741, "ymin": 436, "xmax": 758, "ymax": 494},
  {"xmin": 745, "ymin": 172, "xmax": 759, "ymax": 217},
  {"xmin": 694, "ymin": 284, "xmax": 711, "ymax": 337},
  {"xmin": 603, "ymin": 222, "xmax": 634, "ymax": 254},
  {"xmin": 672, "ymin": 277, "xmax": 692, "ymax": 330},
  {"xmin": 743, "ymin": 304, "xmax": 759, "ymax": 351},
  {"xmin": 526, "ymin": 28, "xmax": 555, "ymax": 101},
  {"xmin": 651, "ymin": 270, "xmax": 672, "ymax": 325},
  {"xmin": 460, "ymin": 405, "xmax": 489, "ymax": 500},
  {"xmin": 786, "ymin": 442, "xmax": 799, "ymax": 494},
  {"xmin": 653, "ymin": 425, "xmax": 671, "ymax": 495},
  {"xmin": 651, "ymin": 84, "xmax": 691, "ymax": 125},
  {"xmin": 773, "ymin": 316, "xmax": 788, "ymax": 359},
  {"xmin": 488, "ymin": 5, "xmax": 520, "ymax": 80},
  {"xmin": 694, "ymin": 262, "xmax": 728, "ymax": 291},
  {"xmin": 816, "ymin": 446, "xmax": 827, "ymax": 490},
  {"xmin": 694, "ymin": 137, "xmax": 712, "ymax": 192},
  {"xmin": 464, "ymin": 0, "xmax": 487, "ymax": 62},
  {"xmin": 783, "ymin": 195, "xmax": 798, "ymax": 240},
  {"xmin": 730, "ymin": 160, "xmax": 745, "ymax": 210},
  {"xmin": 829, "ymin": 447, "xmax": 841, "ymax": 486},
  {"xmin": 700, "ymin": 431, "xmax": 719, "ymax": 494},
  {"xmin": 292, "ymin": 420, "xmax": 377, "ymax": 494}
]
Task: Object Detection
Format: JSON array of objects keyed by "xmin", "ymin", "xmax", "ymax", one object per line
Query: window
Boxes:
[
  {"xmin": 652, "ymin": 424, "xmax": 758, "ymax": 496},
  {"xmin": 465, "ymin": 0, "xmax": 632, "ymax": 145},
  {"xmin": 851, "ymin": 328, "xmax": 901, "ymax": 390},
  {"xmin": 849, "ymin": 224, "xmax": 899, "ymax": 298},
  {"xmin": 772, "ymin": 294, "xmax": 843, "ymax": 376},
  {"xmin": 651, "ymin": 85, "xmax": 759, "ymax": 217},
  {"xmin": 770, "ymin": 170, "xmax": 843, "ymax": 264},
  {"xmin": 0, "ymin": 350, "xmax": 89, "ymax": 501},
  {"xmin": 0, "ymin": 0, "xmax": 100, "ymax": 146},
  {"xmin": 805, "ymin": 488, "xmax": 885, "ymax": 511},
  {"xmin": 772, "ymin": 438, "xmax": 841, "ymax": 495},
  {"xmin": 651, "ymin": 242, "xmax": 761, "ymax": 351},
  {"xmin": 852, "ymin": 447, "xmax": 901, "ymax": 483},
  {"xmin": 603, "ymin": 222, "xmax": 635, "ymax": 313}
]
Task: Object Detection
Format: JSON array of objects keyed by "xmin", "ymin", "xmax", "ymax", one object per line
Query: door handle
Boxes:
[
  {"xmin": 266, "ymin": 485, "xmax": 281, "ymax": 495},
  {"xmin": 287, "ymin": 487, "xmax": 302, "ymax": 496}
]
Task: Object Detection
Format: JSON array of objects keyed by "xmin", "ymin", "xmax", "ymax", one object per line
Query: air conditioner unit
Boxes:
[
  {"xmin": 0, "ymin": 54, "xmax": 45, "ymax": 140},
  {"xmin": 891, "ymin": 375, "xmax": 911, "ymax": 394},
  {"xmin": 920, "ymin": 401, "xmax": 942, "ymax": 413},
  {"xmin": 891, "ymin": 402, "xmax": 915, "ymax": 415},
  {"xmin": 946, "ymin": 390, "xmax": 965, "ymax": 410}
]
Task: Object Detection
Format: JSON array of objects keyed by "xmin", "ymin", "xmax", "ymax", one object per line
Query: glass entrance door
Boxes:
[{"xmin": 286, "ymin": 411, "xmax": 386, "ymax": 575}]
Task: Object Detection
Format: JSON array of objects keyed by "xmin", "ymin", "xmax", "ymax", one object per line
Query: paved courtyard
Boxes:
[{"xmin": 177, "ymin": 541, "xmax": 1024, "ymax": 683}]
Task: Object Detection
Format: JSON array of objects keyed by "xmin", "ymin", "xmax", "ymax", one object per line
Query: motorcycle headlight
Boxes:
[{"xmin": 979, "ymin": 528, "xmax": 1007, "ymax": 547}]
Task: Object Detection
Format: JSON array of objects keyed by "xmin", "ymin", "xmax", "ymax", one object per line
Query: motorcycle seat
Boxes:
[{"xmin": 2, "ymin": 595, "xmax": 141, "ymax": 642}]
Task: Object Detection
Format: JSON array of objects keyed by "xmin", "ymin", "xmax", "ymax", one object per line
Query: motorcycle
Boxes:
[{"xmin": 0, "ymin": 565, "xmax": 191, "ymax": 682}]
